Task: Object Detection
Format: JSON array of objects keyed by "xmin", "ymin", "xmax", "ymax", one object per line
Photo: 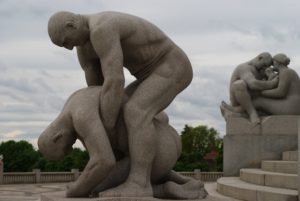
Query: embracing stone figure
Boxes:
[
  {"xmin": 221, "ymin": 53, "xmax": 300, "ymax": 122},
  {"xmin": 38, "ymin": 87, "xmax": 207, "ymax": 199},
  {"xmin": 220, "ymin": 52, "xmax": 278, "ymax": 123},
  {"xmin": 42, "ymin": 11, "xmax": 206, "ymax": 199},
  {"xmin": 251, "ymin": 54, "xmax": 300, "ymax": 115}
]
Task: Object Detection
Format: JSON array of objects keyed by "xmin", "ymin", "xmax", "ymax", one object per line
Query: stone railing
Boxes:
[
  {"xmin": 1, "ymin": 169, "xmax": 80, "ymax": 184},
  {"xmin": 3, "ymin": 172, "xmax": 36, "ymax": 184},
  {"xmin": 0, "ymin": 169, "xmax": 223, "ymax": 184},
  {"xmin": 179, "ymin": 170, "xmax": 223, "ymax": 182}
]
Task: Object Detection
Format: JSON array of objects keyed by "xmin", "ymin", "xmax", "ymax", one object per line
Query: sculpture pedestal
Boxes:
[
  {"xmin": 40, "ymin": 191, "xmax": 221, "ymax": 201},
  {"xmin": 224, "ymin": 116, "xmax": 298, "ymax": 176}
]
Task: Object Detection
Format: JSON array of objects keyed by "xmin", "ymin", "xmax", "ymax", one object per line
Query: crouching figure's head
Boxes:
[{"xmin": 38, "ymin": 116, "xmax": 76, "ymax": 160}]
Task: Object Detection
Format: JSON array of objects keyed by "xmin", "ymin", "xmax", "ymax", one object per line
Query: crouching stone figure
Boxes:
[{"xmin": 38, "ymin": 86, "xmax": 207, "ymax": 199}]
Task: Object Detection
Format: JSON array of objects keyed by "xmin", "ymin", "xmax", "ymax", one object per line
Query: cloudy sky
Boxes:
[{"xmin": 1, "ymin": 0, "xmax": 300, "ymax": 148}]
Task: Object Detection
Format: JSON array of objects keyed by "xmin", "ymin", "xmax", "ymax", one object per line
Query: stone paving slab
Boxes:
[
  {"xmin": 240, "ymin": 168, "xmax": 298, "ymax": 190},
  {"xmin": 41, "ymin": 191, "xmax": 214, "ymax": 201},
  {"xmin": 41, "ymin": 183, "xmax": 240, "ymax": 201},
  {"xmin": 0, "ymin": 183, "xmax": 65, "ymax": 201},
  {"xmin": 0, "ymin": 182, "xmax": 240, "ymax": 201},
  {"xmin": 261, "ymin": 160, "xmax": 297, "ymax": 174},
  {"xmin": 41, "ymin": 192, "xmax": 227, "ymax": 201},
  {"xmin": 217, "ymin": 177, "xmax": 298, "ymax": 201},
  {"xmin": 282, "ymin": 151, "xmax": 298, "ymax": 161}
]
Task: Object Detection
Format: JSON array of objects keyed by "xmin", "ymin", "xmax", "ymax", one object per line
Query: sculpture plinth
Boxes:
[
  {"xmin": 40, "ymin": 191, "xmax": 223, "ymax": 201},
  {"xmin": 224, "ymin": 116, "xmax": 298, "ymax": 176}
]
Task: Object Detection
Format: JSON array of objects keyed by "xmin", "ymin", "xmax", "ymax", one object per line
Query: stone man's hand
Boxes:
[
  {"xmin": 269, "ymin": 76, "xmax": 279, "ymax": 88},
  {"xmin": 66, "ymin": 181, "xmax": 85, "ymax": 197}
]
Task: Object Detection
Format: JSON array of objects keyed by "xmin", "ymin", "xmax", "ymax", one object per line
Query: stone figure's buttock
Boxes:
[
  {"xmin": 282, "ymin": 96, "xmax": 300, "ymax": 114},
  {"xmin": 152, "ymin": 47, "xmax": 193, "ymax": 88},
  {"xmin": 132, "ymin": 48, "xmax": 172, "ymax": 81}
]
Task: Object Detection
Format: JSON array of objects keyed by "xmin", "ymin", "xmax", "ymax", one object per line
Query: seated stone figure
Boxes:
[
  {"xmin": 38, "ymin": 86, "xmax": 207, "ymax": 199},
  {"xmin": 220, "ymin": 52, "xmax": 278, "ymax": 122},
  {"xmin": 221, "ymin": 53, "xmax": 300, "ymax": 119},
  {"xmin": 253, "ymin": 53, "xmax": 300, "ymax": 115}
]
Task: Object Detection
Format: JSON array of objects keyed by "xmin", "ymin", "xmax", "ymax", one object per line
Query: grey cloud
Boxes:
[
  {"xmin": 165, "ymin": 64, "xmax": 230, "ymax": 134},
  {"xmin": 39, "ymin": 70, "xmax": 54, "ymax": 78},
  {"xmin": 34, "ymin": 78, "xmax": 54, "ymax": 93},
  {"xmin": 0, "ymin": 105, "xmax": 38, "ymax": 114},
  {"xmin": 2, "ymin": 0, "xmax": 300, "ymax": 143},
  {"xmin": 0, "ymin": 112, "xmax": 57, "ymax": 122},
  {"xmin": 0, "ymin": 62, "xmax": 7, "ymax": 72},
  {"xmin": 0, "ymin": 91, "xmax": 24, "ymax": 102},
  {"xmin": 0, "ymin": 77, "xmax": 37, "ymax": 93},
  {"xmin": 0, "ymin": 69, "xmax": 58, "ymax": 95}
]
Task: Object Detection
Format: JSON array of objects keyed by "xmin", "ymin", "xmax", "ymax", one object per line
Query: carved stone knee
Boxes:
[
  {"xmin": 123, "ymin": 102, "xmax": 145, "ymax": 129},
  {"xmin": 232, "ymin": 80, "xmax": 247, "ymax": 92}
]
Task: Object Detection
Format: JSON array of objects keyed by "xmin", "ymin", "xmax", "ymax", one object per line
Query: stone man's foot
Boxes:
[
  {"xmin": 98, "ymin": 181, "xmax": 153, "ymax": 198},
  {"xmin": 249, "ymin": 112, "xmax": 261, "ymax": 125},
  {"xmin": 163, "ymin": 180, "xmax": 207, "ymax": 199},
  {"xmin": 220, "ymin": 101, "xmax": 261, "ymax": 126},
  {"xmin": 220, "ymin": 104, "xmax": 244, "ymax": 121},
  {"xmin": 221, "ymin": 101, "xmax": 244, "ymax": 113}
]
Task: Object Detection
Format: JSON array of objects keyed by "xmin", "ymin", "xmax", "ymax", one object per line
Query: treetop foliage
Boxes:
[
  {"xmin": 0, "ymin": 124, "xmax": 223, "ymax": 172},
  {"xmin": 174, "ymin": 125, "xmax": 223, "ymax": 172},
  {"xmin": 0, "ymin": 140, "xmax": 88, "ymax": 172}
]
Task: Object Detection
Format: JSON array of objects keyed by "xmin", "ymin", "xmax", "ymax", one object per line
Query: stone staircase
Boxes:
[{"xmin": 217, "ymin": 151, "xmax": 298, "ymax": 201}]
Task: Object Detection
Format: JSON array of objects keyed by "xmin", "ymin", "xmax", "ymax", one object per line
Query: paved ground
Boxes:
[
  {"xmin": 0, "ymin": 183, "xmax": 65, "ymax": 201},
  {"xmin": 0, "ymin": 182, "xmax": 240, "ymax": 201}
]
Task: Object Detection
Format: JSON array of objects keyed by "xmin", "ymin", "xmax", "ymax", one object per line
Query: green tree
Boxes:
[
  {"xmin": 174, "ymin": 125, "xmax": 223, "ymax": 172},
  {"xmin": 0, "ymin": 140, "xmax": 39, "ymax": 172},
  {"xmin": 33, "ymin": 148, "xmax": 89, "ymax": 171},
  {"xmin": 0, "ymin": 140, "xmax": 89, "ymax": 172}
]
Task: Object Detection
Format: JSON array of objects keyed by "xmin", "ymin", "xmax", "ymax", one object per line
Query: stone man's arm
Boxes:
[
  {"xmin": 262, "ymin": 70, "xmax": 291, "ymax": 98},
  {"xmin": 243, "ymin": 72, "xmax": 278, "ymax": 91},
  {"xmin": 77, "ymin": 48, "xmax": 104, "ymax": 86},
  {"xmin": 91, "ymin": 29, "xmax": 125, "ymax": 132},
  {"xmin": 66, "ymin": 115, "xmax": 116, "ymax": 197}
]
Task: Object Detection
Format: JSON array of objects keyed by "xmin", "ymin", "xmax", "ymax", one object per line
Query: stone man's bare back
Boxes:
[
  {"xmin": 80, "ymin": 11, "xmax": 176, "ymax": 80},
  {"xmin": 230, "ymin": 63, "xmax": 263, "ymax": 86}
]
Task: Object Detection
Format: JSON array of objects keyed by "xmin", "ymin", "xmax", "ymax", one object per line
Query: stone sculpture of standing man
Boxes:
[{"xmin": 48, "ymin": 11, "xmax": 193, "ymax": 197}]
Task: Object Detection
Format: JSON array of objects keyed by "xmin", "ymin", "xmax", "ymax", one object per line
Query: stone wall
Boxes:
[{"xmin": 224, "ymin": 116, "xmax": 298, "ymax": 176}]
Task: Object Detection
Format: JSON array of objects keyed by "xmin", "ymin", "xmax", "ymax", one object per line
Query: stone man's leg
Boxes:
[
  {"xmin": 99, "ymin": 50, "xmax": 192, "ymax": 197},
  {"xmin": 231, "ymin": 80, "xmax": 260, "ymax": 123},
  {"xmin": 67, "ymin": 108, "xmax": 116, "ymax": 197},
  {"xmin": 153, "ymin": 170, "xmax": 207, "ymax": 199},
  {"xmin": 93, "ymin": 158, "xmax": 206, "ymax": 199},
  {"xmin": 91, "ymin": 158, "xmax": 130, "ymax": 196}
]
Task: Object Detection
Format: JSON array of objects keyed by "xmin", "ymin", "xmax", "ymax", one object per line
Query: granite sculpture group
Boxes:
[
  {"xmin": 38, "ymin": 11, "xmax": 207, "ymax": 200},
  {"xmin": 37, "ymin": 10, "xmax": 300, "ymax": 201},
  {"xmin": 220, "ymin": 52, "xmax": 300, "ymax": 122}
]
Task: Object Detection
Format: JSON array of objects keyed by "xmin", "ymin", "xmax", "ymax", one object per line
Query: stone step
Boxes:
[
  {"xmin": 261, "ymin": 160, "xmax": 297, "ymax": 174},
  {"xmin": 217, "ymin": 177, "xmax": 298, "ymax": 201},
  {"xmin": 282, "ymin": 151, "xmax": 298, "ymax": 161},
  {"xmin": 240, "ymin": 168, "xmax": 298, "ymax": 190}
]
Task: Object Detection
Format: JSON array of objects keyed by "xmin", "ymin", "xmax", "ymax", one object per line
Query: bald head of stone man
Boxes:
[{"xmin": 48, "ymin": 11, "xmax": 89, "ymax": 50}]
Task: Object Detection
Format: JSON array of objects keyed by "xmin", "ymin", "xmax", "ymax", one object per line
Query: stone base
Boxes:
[
  {"xmin": 217, "ymin": 177, "xmax": 298, "ymax": 201},
  {"xmin": 40, "ymin": 191, "xmax": 223, "ymax": 201},
  {"xmin": 224, "ymin": 134, "xmax": 297, "ymax": 176},
  {"xmin": 224, "ymin": 116, "xmax": 298, "ymax": 176},
  {"xmin": 226, "ymin": 115, "xmax": 299, "ymax": 135}
]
